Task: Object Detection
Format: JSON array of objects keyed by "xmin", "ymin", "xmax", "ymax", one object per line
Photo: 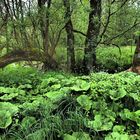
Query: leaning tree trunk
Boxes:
[
  {"xmin": 64, "ymin": 0, "xmax": 75, "ymax": 72},
  {"xmin": 0, "ymin": 49, "xmax": 56, "ymax": 68},
  {"xmin": 83, "ymin": 0, "xmax": 101, "ymax": 74}
]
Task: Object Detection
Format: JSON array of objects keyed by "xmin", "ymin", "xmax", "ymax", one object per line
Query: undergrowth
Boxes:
[
  {"xmin": 0, "ymin": 66, "xmax": 140, "ymax": 140},
  {"xmin": 56, "ymin": 46, "xmax": 135, "ymax": 73}
]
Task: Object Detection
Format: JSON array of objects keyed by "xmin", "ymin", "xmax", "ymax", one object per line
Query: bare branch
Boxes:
[
  {"xmin": 110, "ymin": 0, "xmax": 129, "ymax": 16},
  {"xmin": 101, "ymin": 42, "xmax": 122, "ymax": 55},
  {"xmin": 98, "ymin": 0, "xmax": 130, "ymax": 45},
  {"xmin": 72, "ymin": 29, "xmax": 87, "ymax": 37},
  {"xmin": 111, "ymin": 0, "xmax": 116, "ymax": 4},
  {"xmin": 103, "ymin": 20, "xmax": 140, "ymax": 44},
  {"xmin": 98, "ymin": 4, "xmax": 112, "ymax": 45}
]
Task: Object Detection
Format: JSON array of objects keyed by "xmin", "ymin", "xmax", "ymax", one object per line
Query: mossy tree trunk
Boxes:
[
  {"xmin": 63, "ymin": 0, "xmax": 75, "ymax": 72},
  {"xmin": 83, "ymin": 0, "xmax": 101, "ymax": 74},
  {"xmin": 133, "ymin": 36, "xmax": 140, "ymax": 66},
  {"xmin": 38, "ymin": 0, "xmax": 57, "ymax": 70},
  {"xmin": 132, "ymin": 36, "xmax": 140, "ymax": 72}
]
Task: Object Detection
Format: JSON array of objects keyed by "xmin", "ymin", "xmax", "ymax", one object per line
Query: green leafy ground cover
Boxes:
[
  {"xmin": 56, "ymin": 46, "xmax": 135, "ymax": 72},
  {"xmin": 0, "ymin": 67, "xmax": 140, "ymax": 140},
  {"xmin": 96, "ymin": 46, "xmax": 135, "ymax": 71}
]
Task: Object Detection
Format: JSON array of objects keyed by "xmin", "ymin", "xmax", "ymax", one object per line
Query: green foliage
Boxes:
[
  {"xmin": 0, "ymin": 102, "xmax": 18, "ymax": 128},
  {"xmin": 77, "ymin": 95, "xmax": 92, "ymax": 111},
  {"xmin": 25, "ymin": 129, "xmax": 46, "ymax": 140},
  {"xmin": 86, "ymin": 114, "xmax": 114, "ymax": 131},
  {"xmin": 70, "ymin": 80, "xmax": 90, "ymax": 92},
  {"xmin": 64, "ymin": 132, "xmax": 91, "ymax": 140},
  {"xmin": 0, "ymin": 67, "xmax": 140, "ymax": 139},
  {"xmin": 96, "ymin": 46, "xmax": 135, "ymax": 71},
  {"xmin": 105, "ymin": 132, "xmax": 130, "ymax": 140},
  {"xmin": 21, "ymin": 116, "xmax": 36, "ymax": 130},
  {"xmin": 134, "ymin": 31, "xmax": 140, "ymax": 37},
  {"xmin": 0, "ymin": 111, "xmax": 12, "ymax": 129},
  {"xmin": 56, "ymin": 46, "xmax": 135, "ymax": 72},
  {"xmin": 44, "ymin": 91, "xmax": 66, "ymax": 102}
]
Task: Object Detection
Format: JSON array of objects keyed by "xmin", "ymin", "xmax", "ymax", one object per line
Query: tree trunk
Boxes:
[
  {"xmin": 0, "ymin": 49, "xmax": 57, "ymax": 69},
  {"xmin": 83, "ymin": 0, "xmax": 101, "ymax": 74},
  {"xmin": 131, "ymin": 36, "xmax": 140, "ymax": 73},
  {"xmin": 64, "ymin": 0, "xmax": 75, "ymax": 72},
  {"xmin": 133, "ymin": 36, "xmax": 140, "ymax": 66},
  {"xmin": 38, "ymin": 0, "xmax": 57, "ymax": 70},
  {"xmin": 0, "ymin": 50, "xmax": 42, "ymax": 68}
]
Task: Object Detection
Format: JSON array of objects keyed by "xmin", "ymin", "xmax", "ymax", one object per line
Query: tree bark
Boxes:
[
  {"xmin": 131, "ymin": 36, "xmax": 140, "ymax": 73},
  {"xmin": 83, "ymin": 0, "xmax": 101, "ymax": 74},
  {"xmin": 38, "ymin": 0, "xmax": 55, "ymax": 70},
  {"xmin": 64, "ymin": 0, "xmax": 75, "ymax": 72},
  {"xmin": 0, "ymin": 50, "xmax": 42, "ymax": 68},
  {"xmin": 133, "ymin": 36, "xmax": 140, "ymax": 66},
  {"xmin": 0, "ymin": 49, "xmax": 57, "ymax": 69},
  {"xmin": 127, "ymin": 36, "xmax": 140, "ymax": 73}
]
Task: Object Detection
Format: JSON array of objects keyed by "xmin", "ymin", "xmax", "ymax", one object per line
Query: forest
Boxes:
[{"xmin": 0, "ymin": 0, "xmax": 140, "ymax": 139}]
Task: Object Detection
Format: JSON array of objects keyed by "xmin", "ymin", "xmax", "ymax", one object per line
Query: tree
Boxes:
[
  {"xmin": 83, "ymin": 0, "xmax": 101, "ymax": 73},
  {"xmin": 128, "ymin": 33, "xmax": 140, "ymax": 73},
  {"xmin": 0, "ymin": 0, "xmax": 140, "ymax": 73},
  {"xmin": 0, "ymin": 0, "xmax": 57, "ymax": 69},
  {"xmin": 80, "ymin": 0, "xmax": 140, "ymax": 74},
  {"xmin": 63, "ymin": 0, "xmax": 75, "ymax": 72}
]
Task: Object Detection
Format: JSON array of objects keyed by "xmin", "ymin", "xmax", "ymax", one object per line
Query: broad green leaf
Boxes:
[
  {"xmin": 40, "ymin": 78, "xmax": 59, "ymax": 88},
  {"xmin": 60, "ymin": 87, "xmax": 71, "ymax": 94},
  {"xmin": 26, "ymin": 129, "xmax": 45, "ymax": 140},
  {"xmin": 44, "ymin": 91, "xmax": 66, "ymax": 102},
  {"xmin": 0, "ymin": 93, "xmax": 18, "ymax": 101},
  {"xmin": 109, "ymin": 88, "xmax": 126, "ymax": 101},
  {"xmin": 135, "ymin": 110, "xmax": 140, "ymax": 116},
  {"xmin": 92, "ymin": 115, "xmax": 102, "ymax": 129},
  {"xmin": 64, "ymin": 132, "xmax": 91, "ymax": 140},
  {"xmin": 51, "ymin": 84, "xmax": 61, "ymax": 90},
  {"xmin": 71, "ymin": 80, "xmax": 90, "ymax": 91},
  {"xmin": 77, "ymin": 95, "xmax": 92, "ymax": 111},
  {"xmin": 87, "ymin": 114, "xmax": 114, "ymax": 131},
  {"xmin": 129, "ymin": 93, "xmax": 140, "ymax": 101},
  {"xmin": 63, "ymin": 134, "xmax": 77, "ymax": 140},
  {"xmin": 21, "ymin": 116, "xmax": 36, "ymax": 129},
  {"xmin": 101, "ymin": 121, "xmax": 113, "ymax": 131},
  {"xmin": 105, "ymin": 132, "xmax": 130, "ymax": 140},
  {"xmin": 0, "ymin": 87, "xmax": 25, "ymax": 95},
  {"xmin": 72, "ymin": 132, "xmax": 91, "ymax": 140},
  {"xmin": 20, "ymin": 101, "xmax": 40, "ymax": 115},
  {"xmin": 0, "ymin": 102, "xmax": 18, "ymax": 116},
  {"xmin": 18, "ymin": 84, "xmax": 32, "ymax": 89},
  {"xmin": 120, "ymin": 109, "xmax": 140, "ymax": 127},
  {"xmin": 0, "ymin": 102, "xmax": 18, "ymax": 129},
  {"xmin": 113, "ymin": 125, "xmax": 125, "ymax": 133},
  {"xmin": 0, "ymin": 110, "xmax": 12, "ymax": 129}
]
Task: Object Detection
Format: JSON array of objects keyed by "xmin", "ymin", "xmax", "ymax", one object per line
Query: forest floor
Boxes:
[{"xmin": 0, "ymin": 65, "xmax": 140, "ymax": 140}]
